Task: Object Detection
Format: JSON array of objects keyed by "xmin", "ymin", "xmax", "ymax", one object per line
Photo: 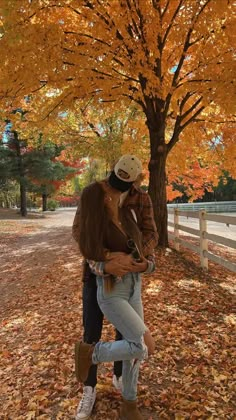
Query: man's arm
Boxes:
[
  {"xmin": 88, "ymin": 253, "xmax": 138, "ymax": 277},
  {"xmin": 126, "ymin": 188, "xmax": 158, "ymax": 255}
]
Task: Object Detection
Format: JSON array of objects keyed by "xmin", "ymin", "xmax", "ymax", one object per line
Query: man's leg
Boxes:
[
  {"xmin": 113, "ymin": 329, "xmax": 123, "ymax": 389},
  {"xmin": 76, "ymin": 266, "xmax": 103, "ymax": 420},
  {"xmin": 82, "ymin": 275, "xmax": 104, "ymax": 387}
]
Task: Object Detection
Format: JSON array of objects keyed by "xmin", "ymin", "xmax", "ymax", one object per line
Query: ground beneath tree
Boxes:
[{"xmin": 0, "ymin": 209, "xmax": 235, "ymax": 420}]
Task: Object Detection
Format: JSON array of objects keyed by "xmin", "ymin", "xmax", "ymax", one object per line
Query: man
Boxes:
[{"xmin": 72, "ymin": 155, "xmax": 158, "ymax": 419}]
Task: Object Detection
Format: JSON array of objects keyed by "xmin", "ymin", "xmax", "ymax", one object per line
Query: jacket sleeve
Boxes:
[{"xmin": 72, "ymin": 202, "xmax": 81, "ymax": 244}]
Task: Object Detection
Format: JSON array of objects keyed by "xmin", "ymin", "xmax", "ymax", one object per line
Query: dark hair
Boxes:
[{"xmin": 78, "ymin": 182, "xmax": 109, "ymax": 261}]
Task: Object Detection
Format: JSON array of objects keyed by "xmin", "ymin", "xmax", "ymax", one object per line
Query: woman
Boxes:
[{"xmin": 75, "ymin": 159, "xmax": 155, "ymax": 420}]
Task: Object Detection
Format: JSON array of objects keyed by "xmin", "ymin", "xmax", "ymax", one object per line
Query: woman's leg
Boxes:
[
  {"xmin": 94, "ymin": 275, "xmax": 147, "ymax": 357},
  {"xmin": 93, "ymin": 273, "xmax": 147, "ymax": 400},
  {"xmin": 122, "ymin": 359, "xmax": 141, "ymax": 401},
  {"xmin": 121, "ymin": 273, "xmax": 144, "ymax": 401}
]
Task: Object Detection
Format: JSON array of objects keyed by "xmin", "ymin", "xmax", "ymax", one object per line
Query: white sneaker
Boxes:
[
  {"xmin": 75, "ymin": 386, "xmax": 96, "ymax": 419},
  {"xmin": 112, "ymin": 375, "xmax": 123, "ymax": 392}
]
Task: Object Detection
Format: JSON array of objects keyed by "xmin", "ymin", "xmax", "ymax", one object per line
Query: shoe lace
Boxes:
[{"xmin": 77, "ymin": 389, "xmax": 93, "ymax": 413}]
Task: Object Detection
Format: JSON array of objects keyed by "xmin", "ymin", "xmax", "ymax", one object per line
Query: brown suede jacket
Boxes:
[{"xmin": 72, "ymin": 184, "xmax": 158, "ymax": 256}]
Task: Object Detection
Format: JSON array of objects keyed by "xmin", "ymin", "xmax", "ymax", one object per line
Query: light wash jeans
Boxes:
[{"xmin": 92, "ymin": 272, "xmax": 148, "ymax": 401}]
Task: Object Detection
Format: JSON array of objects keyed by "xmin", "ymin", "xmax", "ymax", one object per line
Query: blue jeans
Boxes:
[
  {"xmin": 92, "ymin": 273, "xmax": 148, "ymax": 401},
  {"xmin": 82, "ymin": 273, "xmax": 123, "ymax": 388}
]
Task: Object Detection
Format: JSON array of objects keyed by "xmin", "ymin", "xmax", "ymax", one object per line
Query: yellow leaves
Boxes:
[
  {"xmin": 25, "ymin": 411, "xmax": 37, "ymax": 420},
  {"xmin": 224, "ymin": 314, "xmax": 236, "ymax": 326},
  {"xmin": 96, "ymin": 383, "xmax": 113, "ymax": 391},
  {"xmin": 0, "ymin": 0, "xmax": 235, "ymax": 223},
  {"xmin": 211, "ymin": 368, "xmax": 228, "ymax": 384}
]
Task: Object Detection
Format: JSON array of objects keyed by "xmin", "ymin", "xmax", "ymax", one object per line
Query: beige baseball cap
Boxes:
[{"xmin": 114, "ymin": 154, "xmax": 142, "ymax": 182}]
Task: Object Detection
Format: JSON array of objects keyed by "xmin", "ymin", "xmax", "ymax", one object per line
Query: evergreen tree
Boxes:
[{"xmin": 1, "ymin": 126, "xmax": 76, "ymax": 214}]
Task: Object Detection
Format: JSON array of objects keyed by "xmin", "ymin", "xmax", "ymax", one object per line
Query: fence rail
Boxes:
[
  {"xmin": 168, "ymin": 209, "xmax": 236, "ymax": 273},
  {"xmin": 167, "ymin": 200, "xmax": 236, "ymax": 213}
]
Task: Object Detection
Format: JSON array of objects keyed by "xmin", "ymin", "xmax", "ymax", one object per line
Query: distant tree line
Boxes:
[{"xmin": 0, "ymin": 128, "xmax": 75, "ymax": 216}]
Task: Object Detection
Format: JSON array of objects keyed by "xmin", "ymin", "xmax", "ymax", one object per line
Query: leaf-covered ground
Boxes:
[{"xmin": 0, "ymin": 209, "xmax": 235, "ymax": 420}]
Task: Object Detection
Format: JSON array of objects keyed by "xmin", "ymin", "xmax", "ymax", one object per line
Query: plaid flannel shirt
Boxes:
[{"xmin": 122, "ymin": 185, "xmax": 158, "ymax": 256}]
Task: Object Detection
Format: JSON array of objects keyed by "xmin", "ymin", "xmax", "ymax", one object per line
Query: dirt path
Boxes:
[
  {"xmin": 0, "ymin": 209, "xmax": 79, "ymax": 310},
  {"xmin": 0, "ymin": 209, "xmax": 235, "ymax": 419}
]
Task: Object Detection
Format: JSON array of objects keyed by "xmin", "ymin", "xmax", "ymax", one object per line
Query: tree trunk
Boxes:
[
  {"xmin": 148, "ymin": 156, "xmax": 168, "ymax": 247},
  {"xmin": 20, "ymin": 182, "xmax": 27, "ymax": 217},
  {"xmin": 147, "ymin": 119, "xmax": 168, "ymax": 247},
  {"xmin": 42, "ymin": 193, "xmax": 47, "ymax": 211},
  {"xmin": 5, "ymin": 192, "xmax": 10, "ymax": 209},
  {"xmin": 14, "ymin": 130, "xmax": 27, "ymax": 217}
]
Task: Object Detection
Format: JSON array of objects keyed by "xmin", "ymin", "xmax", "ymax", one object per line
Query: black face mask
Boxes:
[{"xmin": 108, "ymin": 170, "xmax": 133, "ymax": 192}]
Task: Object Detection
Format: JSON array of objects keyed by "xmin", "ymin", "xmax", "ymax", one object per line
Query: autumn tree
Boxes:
[
  {"xmin": 0, "ymin": 0, "xmax": 235, "ymax": 244},
  {"xmin": 27, "ymin": 143, "xmax": 76, "ymax": 211},
  {"xmin": 49, "ymin": 102, "xmax": 149, "ymax": 170}
]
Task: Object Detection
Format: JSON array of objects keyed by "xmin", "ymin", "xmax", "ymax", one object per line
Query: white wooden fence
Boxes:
[
  {"xmin": 167, "ymin": 200, "xmax": 236, "ymax": 213},
  {"xmin": 168, "ymin": 209, "xmax": 236, "ymax": 273}
]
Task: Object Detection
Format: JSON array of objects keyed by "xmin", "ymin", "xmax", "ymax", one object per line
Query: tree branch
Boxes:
[
  {"xmin": 180, "ymin": 96, "xmax": 203, "ymax": 121},
  {"xmin": 194, "ymin": 119, "xmax": 236, "ymax": 124},
  {"xmin": 162, "ymin": 0, "xmax": 184, "ymax": 47},
  {"xmin": 180, "ymin": 105, "xmax": 205, "ymax": 131},
  {"xmin": 167, "ymin": 101, "xmax": 205, "ymax": 154},
  {"xmin": 166, "ymin": 115, "xmax": 182, "ymax": 154}
]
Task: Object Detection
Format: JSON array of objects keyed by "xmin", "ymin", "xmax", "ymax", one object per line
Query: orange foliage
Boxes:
[{"xmin": 0, "ymin": 1, "xmax": 235, "ymax": 241}]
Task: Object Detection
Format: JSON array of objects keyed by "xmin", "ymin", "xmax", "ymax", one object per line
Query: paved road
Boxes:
[
  {"xmin": 42, "ymin": 208, "xmax": 236, "ymax": 241},
  {"xmin": 59, "ymin": 208, "xmax": 236, "ymax": 242},
  {"xmin": 1, "ymin": 207, "xmax": 235, "ymax": 242},
  {"xmin": 168, "ymin": 212, "xmax": 236, "ymax": 241}
]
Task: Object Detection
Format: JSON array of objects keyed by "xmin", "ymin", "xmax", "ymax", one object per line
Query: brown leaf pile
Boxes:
[{"xmin": 0, "ymin": 212, "xmax": 235, "ymax": 419}]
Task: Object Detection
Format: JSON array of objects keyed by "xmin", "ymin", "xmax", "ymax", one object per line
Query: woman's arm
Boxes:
[{"xmin": 88, "ymin": 252, "xmax": 136, "ymax": 277}]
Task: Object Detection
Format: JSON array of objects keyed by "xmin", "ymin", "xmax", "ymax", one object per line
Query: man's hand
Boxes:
[
  {"xmin": 104, "ymin": 253, "xmax": 135, "ymax": 277},
  {"xmin": 104, "ymin": 253, "xmax": 148, "ymax": 276}
]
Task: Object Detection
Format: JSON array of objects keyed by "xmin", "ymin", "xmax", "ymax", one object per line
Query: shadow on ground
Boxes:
[{"xmin": 0, "ymin": 213, "xmax": 235, "ymax": 419}]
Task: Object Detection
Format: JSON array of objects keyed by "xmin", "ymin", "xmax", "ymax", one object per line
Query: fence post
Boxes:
[
  {"xmin": 174, "ymin": 208, "xmax": 180, "ymax": 251},
  {"xmin": 199, "ymin": 210, "xmax": 208, "ymax": 269}
]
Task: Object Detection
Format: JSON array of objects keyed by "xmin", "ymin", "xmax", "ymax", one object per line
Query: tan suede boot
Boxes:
[
  {"xmin": 75, "ymin": 341, "xmax": 94, "ymax": 382},
  {"xmin": 120, "ymin": 399, "xmax": 144, "ymax": 420}
]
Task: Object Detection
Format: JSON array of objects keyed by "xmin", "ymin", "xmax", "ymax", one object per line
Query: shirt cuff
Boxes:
[
  {"xmin": 88, "ymin": 260, "xmax": 110, "ymax": 277},
  {"xmin": 143, "ymin": 258, "xmax": 155, "ymax": 274}
]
